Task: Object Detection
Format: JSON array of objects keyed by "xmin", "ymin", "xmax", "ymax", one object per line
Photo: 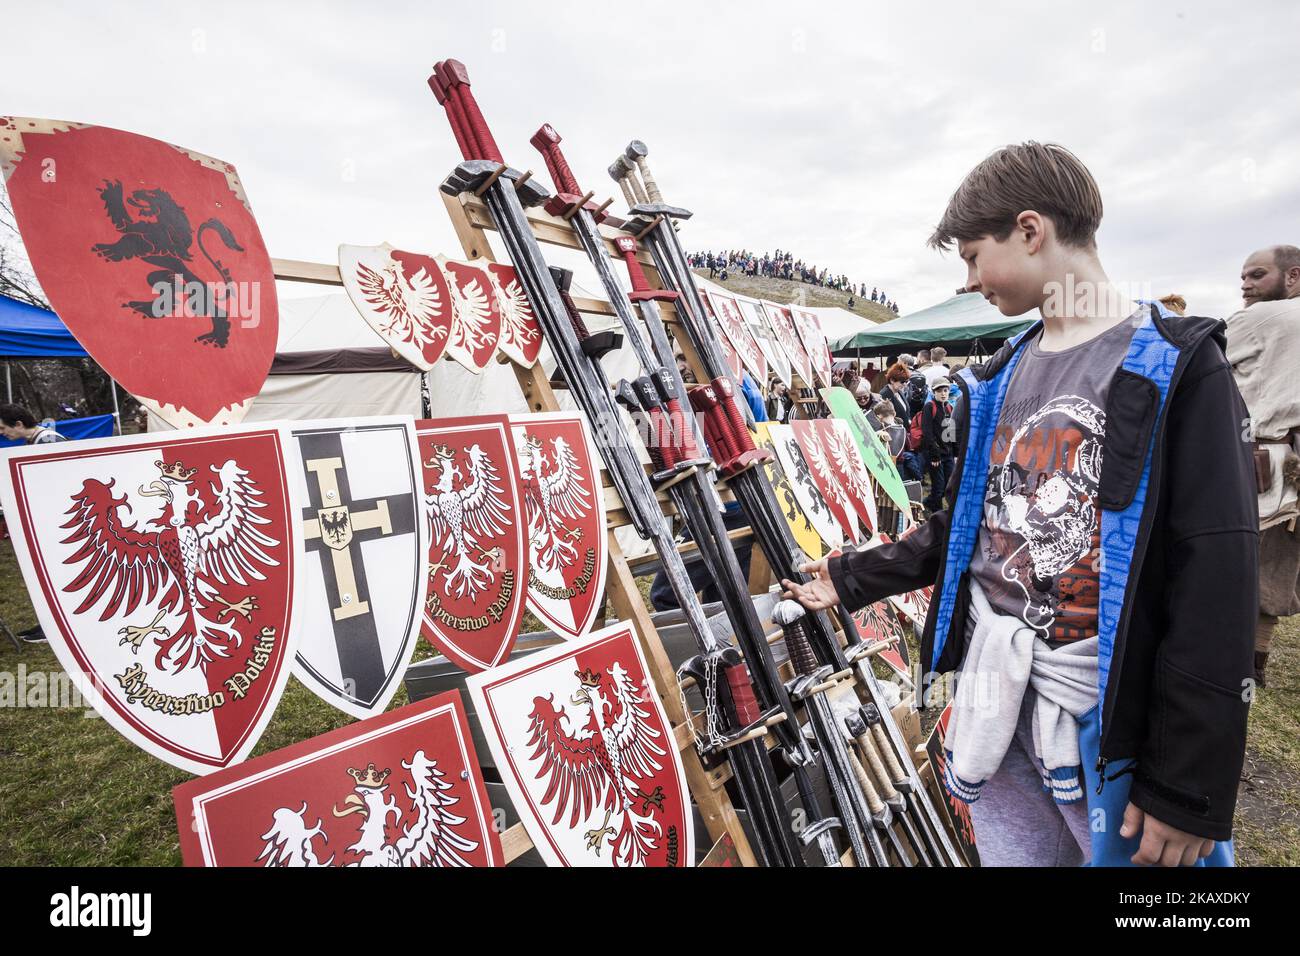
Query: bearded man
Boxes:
[{"xmin": 1229, "ymin": 245, "xmax": 1300, "ymax": 686}]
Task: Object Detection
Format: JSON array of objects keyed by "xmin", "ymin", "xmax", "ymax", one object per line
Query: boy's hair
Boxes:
[
  {"xmin": 885, "ymin": 361, "xmax": 910, "ymax": 384},
  {"xmin": 928, "ymin": 141, "xmax": 1103, "ymax": 251},
  {"xmin": 872, "ymin": 400, "xmax": 895, "ymax": 419},
  {"xmin": 0, "ymin": 403, "xmax": 36, "ymax": 428},
  {"xmin": 1158, "ymin": 294, "xmax": 1187, "ymax": 316},
  {"xmin": 932, "ymin": 346, "xmax": 947, "ymax": 363}
]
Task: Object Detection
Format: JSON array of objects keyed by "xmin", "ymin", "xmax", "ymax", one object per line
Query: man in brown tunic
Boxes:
[{"xmin": 1228, "ymin": 245, "xmax": 1300, "ymax": 686}]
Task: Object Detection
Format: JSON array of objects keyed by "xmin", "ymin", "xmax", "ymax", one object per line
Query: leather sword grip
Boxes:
[
  {"xmin": 725, "ymin": 662, "xmax": 762, "ymax": 726},
  {"xmin": 712, "ymin": 375, "xmax": 759, "ymax": 454},
  {"xmin": 440, "ymin": 59, "xmax": 504, "ymax": 164},
  {"xmin": 872, "ymin": 722, "xmax": 907, "ymax": 784},
  {"xmin": 782, "ymin": 619, "xmax": 820, "ymax": 678},
  {"xmin": 665, "ymin": 397, "xmax": 703, "ymax": 460},
  {"xmin": 530, "ymin": 124, "xmax": 581, "ymax": 196},
  {"xmin": 849, "ymin": 749, "xmax": 885, "ymax": 816},
  {"xmin": 614, "ymin": 237, "xmax": 655, "ymax": 296},
  {"xmin": 428, "ymin": 66, "xmax": 474, "ymax": 160}
]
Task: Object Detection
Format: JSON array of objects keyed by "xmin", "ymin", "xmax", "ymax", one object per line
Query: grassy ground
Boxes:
[
  {"xmin": 692, "ymin": 268, "xmax": 896, "ymax": 326},
  {"xmin": 1, "ymin": 533, "xmax": 1296, "ymax": 865}
]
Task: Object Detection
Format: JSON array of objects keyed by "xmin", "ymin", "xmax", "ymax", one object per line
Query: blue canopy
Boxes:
[
  {"xmin": 0, "ymin": 413, "xmax": 115, "ymax": 447},
  {"xmin": 0, "ymin": 293, "xmax": 87, "ymax": 357}
]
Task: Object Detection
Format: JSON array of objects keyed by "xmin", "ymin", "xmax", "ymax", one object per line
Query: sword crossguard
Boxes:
[
  {"xmin": 530, "ymin": 124, "xmax": 609, "ymax": 224},
  {"xmin": 614, "ymin": 236, "xmax": 677, "ymax": 303}
]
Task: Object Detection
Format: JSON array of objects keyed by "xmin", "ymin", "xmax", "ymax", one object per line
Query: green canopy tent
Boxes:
[{"xmin": 829, "ymin": 292, "xmax": 1033, "ymax": 359}]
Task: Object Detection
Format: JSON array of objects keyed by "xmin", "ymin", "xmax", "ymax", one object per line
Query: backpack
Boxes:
[{"xmin": 907, "ymin": 400, "xmax": 940, "ymax": 452}]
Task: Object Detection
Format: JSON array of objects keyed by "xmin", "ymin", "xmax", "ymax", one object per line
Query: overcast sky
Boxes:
[{"xmin": 2, "ymin": 0, "xmax": 1296, "ymax": 318}]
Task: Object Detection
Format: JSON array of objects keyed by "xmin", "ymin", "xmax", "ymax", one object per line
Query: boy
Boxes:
[
  {"xmin": 921, "ymin": 378, "xmax": 956, "ymax": 513},
  {"xmin": 784, "ymin": 142, "xmax": 1255, "ymax": 867}
]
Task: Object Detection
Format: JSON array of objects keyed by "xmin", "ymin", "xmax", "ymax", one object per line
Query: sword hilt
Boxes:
[
  {"xmin": 550, "ymin": 266, "xmax": 623, "ymax": 360},
  {"xmin": 613, "ymin": 154, "xmax": 649, "ymax": 205},
  {"xmin": 624, "ymin": 140, "xmax": 664, "ymax": 204},
  {"xmin": 615, "ymin": 380, "xmax": 669, "ymax": 473},
  {"xmin": 437, "ymin": 59, "xmax": 504, "ymax": 164},
  {"xmin": 650, "ymin": 368, "xmax": 706, "ymax": 464},
  {"xmin": 847, "ymin": 746, "xmax": 887, "ymax": 817},
  {"xmin": 847, "ymin": 712, "xmax": 899, "ymax": 801},
  {"xmin": 529, "ymin": 123, "xmax": 580, "ymax": 196},
  {"xmin": 687, "ymin": 383, "xmax": 739, "ymax": 466},
  {"xmin": 627, "ymin": 376, "xmax": 680, "ymax": 474},
  {"xmin": 608, "ymin": 160, "xmax": 637, "ymax": 209},
  {"xmin": 530, "ymin": 124, "xmax": 607, "ymax": 223},
  {"xmin": 703, "ymin": 375, "xmax": 769, "ymax": 475},
  {"xmin": 427, "ymin": 68, "xmax": 474, "ymax": 160},
  {"xmin": 772, "ymin": 600, "xmax": 820, "ymax": 679},
  {"xmin": 677, "ymin": 649, "xmax": 769, "ymax": 757},
  {"xmin": 860, "ymin": 703, "xmax": 909, "ymax": 786},
  {"xmin": 614, "ymin": 236, "xmax": 677, "ymax": 303}
]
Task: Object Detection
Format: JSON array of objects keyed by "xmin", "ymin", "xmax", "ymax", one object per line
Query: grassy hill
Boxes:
[{"xmin": 692, "ymin": 268, "xmax": 895, "ymax": 325}]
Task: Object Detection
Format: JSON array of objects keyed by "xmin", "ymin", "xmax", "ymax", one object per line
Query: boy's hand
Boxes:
[
  {"xmin": 1121, "ymin": 803, "xmax": 1216, "ymax": 866},
  {"xmin": 780, "ymin": 558, "xmax": 839, "ymax": 611}
]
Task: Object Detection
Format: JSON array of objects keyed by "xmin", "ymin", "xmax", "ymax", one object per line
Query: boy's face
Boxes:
[
  {"xmin": 934, "ymin": 386, "xmax": 950, "ymax": 403},
  {"xmin": 958, "ymin": 228, "xmax": 1045, "ymax": 317}
]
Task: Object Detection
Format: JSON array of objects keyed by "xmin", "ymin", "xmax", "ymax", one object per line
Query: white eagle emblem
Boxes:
[
  {"xmin": 803, "ymin": 428, "xmax": 853, "ymax": 516},
  {"xmin": 423, "ymin": 442, "xmax": 512, "ymax": 601},
  {"xmin": 516, "ymin": 433, "xmax": 592, "ymax": 574},
  {"xmin": 823, "ymin": 423, "xmax": 875, "ymax": 511},
  {"xmin": 494, "ymin": 272, "xmax": 541, "ymax": 355},
  {"xmin": 445, "ymin": 269, "xmax": 496, "ymax": 356},
  {"xmin": 257, "ymin": 752, "xmax": 479, "ymax": 867},
  {"xmin": 527, "ymin": 662, "xmax": 668, "ymax": 867},
  {"xmin": 353, "ymin": 258, "xmax": 448, "ymax": 351},
  {"xmin": 60, "ymin": 458, "xmax": 279, "ymax": 674}
]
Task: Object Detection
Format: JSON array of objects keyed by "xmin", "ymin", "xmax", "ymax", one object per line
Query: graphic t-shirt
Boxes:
[{"xmin": 968, "ymin": 309, "xmax": 1142, "ymax": 643}]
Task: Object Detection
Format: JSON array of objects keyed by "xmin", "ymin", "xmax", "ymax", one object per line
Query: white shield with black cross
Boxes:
[{"xmin": 286, "ymin": 417, "xmax": 428, "ymax": 718}]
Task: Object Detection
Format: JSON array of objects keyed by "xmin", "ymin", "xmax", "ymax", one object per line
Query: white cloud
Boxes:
[{"xmin": 1, "ymin": 0, "xmax": 1296, "ymax": 317}]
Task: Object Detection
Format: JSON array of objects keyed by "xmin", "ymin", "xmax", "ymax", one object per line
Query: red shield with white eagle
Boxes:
[
  {"xmin": 486, "ymin": 263, "xmax": 542, "ymax": 367},
  {"xmin": 791, "ymin": 419, "xmax": 862, "ymax": 544},
  {"xmin": 789, "ymin": 307, "xmax": 835, "ymax": 389},
  {"xmin": 0, "ymin": 119, "xmax": 277, "ymax": 427},
  {"xmin": 437, "ymin": 256, "xmax": 502, "ymax": 373},
  {"xmin": 814, "ymin": 418, "xmax": 878, "ymax": 536},
  {"xmin": 702, "ymin": 289, "xmax": 766, "ymax": 384},
  {"xmin": 508, "ymin": 412, "xmax": 607, "ymax": 640},
  {"xmin": 761, "ymin": 301, "xmax": 815, "ymax": 387},
  {"xmin": 0, "ymin": 427, "xmax": 299, "ymax": 774},
  {"xmin": 466, "ymin": 621, "xmax": 692, "ymax": 867},
  {"xmin": 415, "ymin": 415, "xmax": 527, "ymax": 673},
  {"xmin": 173, "ymin": 689, "xmax": 502, "ymax": 866},
  {"xmin": 339, "ymin": 243, "xmax": 454, "ymax": 370}
]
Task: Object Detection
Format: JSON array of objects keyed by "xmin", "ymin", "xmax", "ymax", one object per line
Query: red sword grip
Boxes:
[
  {"xmin": 725, "ymin": 662, "xmax": 763, "ymax": 727},
  {"xmin": 440, "ymin": 59, "xmax": 504, "ymax": 165},
  {"xmin": 529, "ymin": 124, "xmax": 581, "ymax": 197},
  {"xmin": 614, "ymin": 237, "xmax": 678, "ymax": 303},
  {"xmin": 665, "ymin": 397, "xmax": 703, "ymax": 461},
  {"xmin": 712, "ymin": 375, "xmax": 760, "ymax": 454},
  {"xmin": 428, "ymin": 66, "xmax": 475, "ymax": 160},
  {"xmin": 688, "ymin": 384, "xmax": 739, "ymax": 466},
  {"xmin": 647, "ymin": 405, "xmax": 679, "ymax": 469}
]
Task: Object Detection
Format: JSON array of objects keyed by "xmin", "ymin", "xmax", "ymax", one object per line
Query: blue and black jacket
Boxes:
[{"xmin": 829, "ymin": 305, "xmax": 1257, "ymax": 842}]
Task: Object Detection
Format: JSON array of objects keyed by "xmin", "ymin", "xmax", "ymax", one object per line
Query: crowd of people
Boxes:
[{"xmin": 688, "ymin": 249, "xmax": 901, "ymax": 313}]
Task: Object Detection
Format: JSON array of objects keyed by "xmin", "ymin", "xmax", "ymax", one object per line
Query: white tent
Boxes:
[{"xmin": 250, "ymin": 293, "xmax": 424, "ymax": 421}]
